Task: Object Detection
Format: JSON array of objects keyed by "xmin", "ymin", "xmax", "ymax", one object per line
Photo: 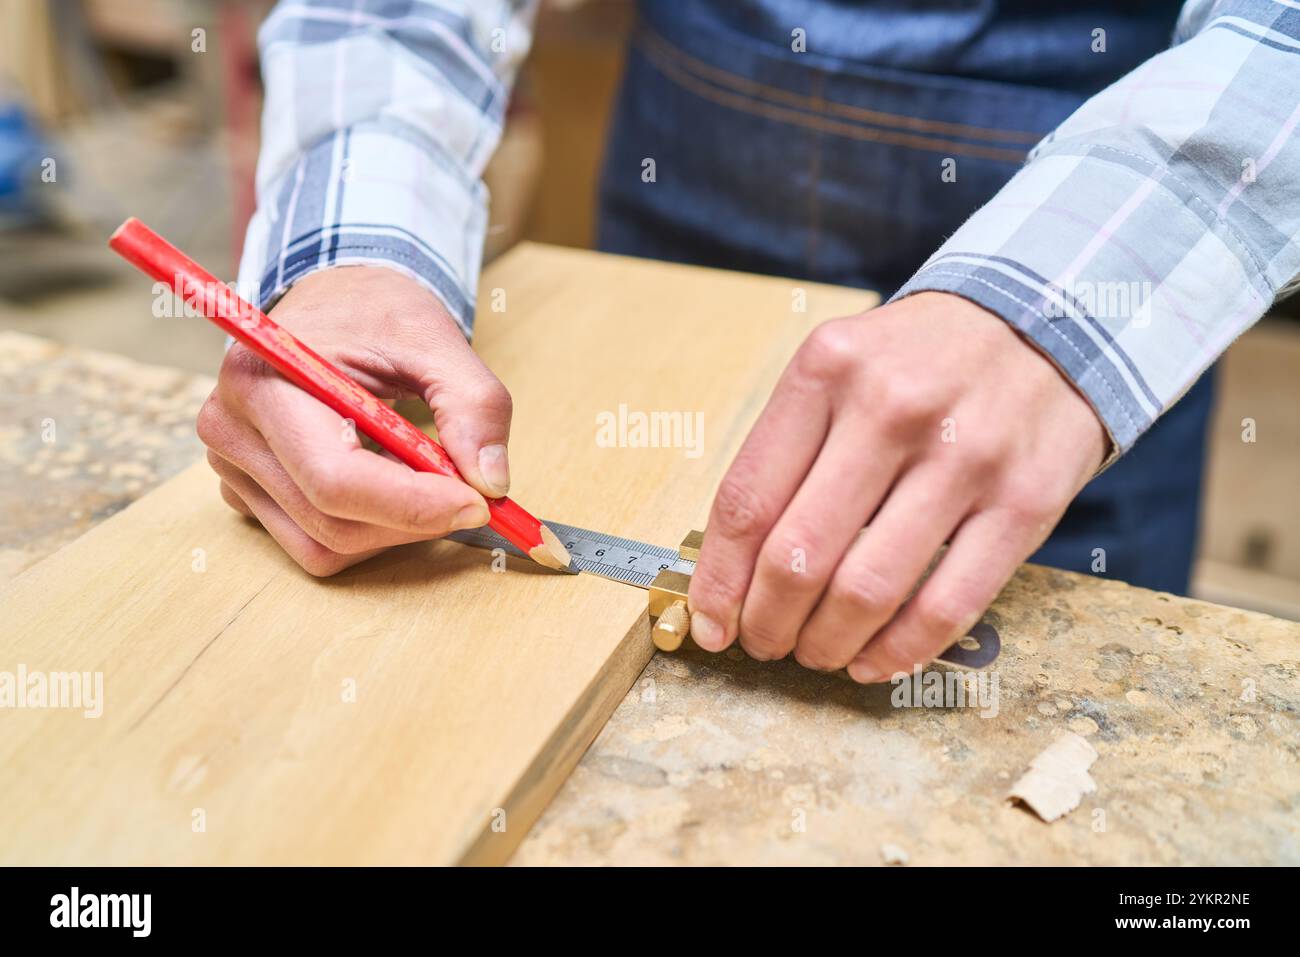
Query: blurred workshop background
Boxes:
[{"xmin": 1, "ymin": 0, "xmax": 1296, "ymax": 615}]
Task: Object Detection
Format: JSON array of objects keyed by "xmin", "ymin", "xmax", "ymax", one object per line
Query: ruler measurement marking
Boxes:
[
  {"xmin": 448, "ymin": 521, "xmax": 694, "ymax": 588},
  {"xmin": 448, "ymin": 522, "xmax": 1000, "ymax": 666}
]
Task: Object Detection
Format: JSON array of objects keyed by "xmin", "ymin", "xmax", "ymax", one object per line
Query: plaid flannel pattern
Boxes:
[
  {"xmin": 241, "ymin": 0, "xmax": 1300, "ymax": 453},
  {"xmin": 237, "ymin": 0, "xmax": 538, "ymax": 337},
  {"xmin": 894, "ymin": 0, "xmax": 1300, "ymax": 452}
]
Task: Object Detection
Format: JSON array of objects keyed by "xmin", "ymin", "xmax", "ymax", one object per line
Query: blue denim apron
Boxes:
[{"xmin": 597, "ymin": 0, "xmax": 1211, "ymax": 594}]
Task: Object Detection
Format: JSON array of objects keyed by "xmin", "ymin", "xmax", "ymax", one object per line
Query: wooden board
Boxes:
[{"xmin": 0, "ymin": 243, "xmax": 875, "ymax": 865}]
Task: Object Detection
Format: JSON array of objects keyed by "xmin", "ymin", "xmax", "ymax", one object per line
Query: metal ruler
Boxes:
[
  {"xmin": 447, "ymin": 521, "xmax": 1000, "ymax": 669},
  {"xmin": 448, "ymin": 520, "xmax": 695, "ymax": 588}
]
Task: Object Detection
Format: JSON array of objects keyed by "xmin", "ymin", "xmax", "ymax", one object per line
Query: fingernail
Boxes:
[
  {"xmin": 690, "ymin": 612, "xmax": 725, "ymax": 651},
  {"xmin": 478, "ymin": 444, "xmax": 510, "ymax": 498},
  {"xmin": 451, "ymin": 503, "xmax": 490, "ymax": 531},
  {"xmin": 848, "ymin": 660, "xmax": 885, "ymax": 684}
]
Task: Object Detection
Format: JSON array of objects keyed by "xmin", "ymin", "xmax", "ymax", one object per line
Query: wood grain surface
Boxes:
[{"xmin": 0, "ymin": 243, "xmax": 875, "ymax": 864}]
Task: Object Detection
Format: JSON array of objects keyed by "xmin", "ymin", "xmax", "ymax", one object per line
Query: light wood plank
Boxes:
[{"xmin": 0, "ymin": 243, "xmax": 875, "ymax": 864}]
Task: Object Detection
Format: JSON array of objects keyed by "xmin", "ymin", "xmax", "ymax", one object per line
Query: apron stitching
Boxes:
[
  {"xmin": 805, "ymin": 70, "xmax": 826, "ymax": 271},
  {"xmin": 639, "ymin": 34, "xmax": 1031, "ymax": 163},
  {"xmin": 637, "ymin": 23, "xmax": 1044, "ymax": 145}
]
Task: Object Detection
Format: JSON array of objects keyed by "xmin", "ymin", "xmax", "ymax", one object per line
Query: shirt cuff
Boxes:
[
  {"xmin": 892, "ymin": 262, "xmax": 1139, "ymax": 462},
  {"xmin": 890, "ymin": 145, "xmax": 1273, "ymax": 459}
]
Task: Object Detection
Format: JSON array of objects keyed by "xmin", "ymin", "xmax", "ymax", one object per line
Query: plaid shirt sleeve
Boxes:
[
  {"xmin": 893, "ymin": 0, "xmax": 1300, "ymax": 455},
  {"xmin": 237, "ymin": 0, "xmax": 539, "ymax": 337}
]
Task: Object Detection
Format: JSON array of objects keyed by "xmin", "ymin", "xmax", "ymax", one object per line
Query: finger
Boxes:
[
  {"xmin": 229, "ymin": 373, "xmax": 489, "ymax": 534},
  {"xmin": 405, "ymin": 334, "xmax": 515, "ymax": 499},
  {"xmin": 212, "ymin": 458, "xmax": 387, "ymax": 577},
  {"xmin": 734, "ymin": 422, "xmax": 904, "ymax": 661},
  {"xmin": 207, "ymin": 447, "xmax": 432, "ymax": 556},
  {"xmin": 219, "ymin": 479, "xmax": 254, "ymax": 518},
  {"xmin": 847, "ymin": 507, "xmax": 1028, "ymax": 682},
  {"xmin": 687, "ymin": 363, "xmax": 833, "ymax": 651},
  {"xmin": 202, "ymin": 396, "xmax": 450, "ymax": 552},
  {"xmin": 795, "ymin": 462, "xmax": 973, "ymax": 671}
]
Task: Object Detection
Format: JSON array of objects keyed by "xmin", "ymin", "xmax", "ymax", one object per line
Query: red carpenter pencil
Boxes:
[{"xmin": 108, "ymin": 217, "xmax": 571, "ymax": 571}]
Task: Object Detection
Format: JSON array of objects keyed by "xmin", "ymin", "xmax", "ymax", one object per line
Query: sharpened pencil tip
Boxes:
[{"xmin": 530, "ymin": 524, "xmax": 574, "ymax": 572}]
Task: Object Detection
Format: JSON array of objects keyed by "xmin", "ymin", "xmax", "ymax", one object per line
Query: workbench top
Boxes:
[
  {"xmin": 4, "ymin": 329, "xmax": 1298, "ymax": 865},
  {"xmin": 0, "ymin": 331, "xmax": 211, "ymax": 584},
  {"xmin": 516, "ymin": 565, "xmax": 1299, "ymax": 865}
]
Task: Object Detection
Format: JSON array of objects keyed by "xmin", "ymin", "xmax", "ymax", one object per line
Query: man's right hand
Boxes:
[{"xmin": 197, "ymin": 266, "xmax": 513, "ymax": 576}]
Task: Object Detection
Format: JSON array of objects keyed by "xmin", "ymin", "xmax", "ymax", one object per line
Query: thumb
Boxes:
[{"xmin": 412, "ymin": 335, "xmax": 514, "ymax": 500}]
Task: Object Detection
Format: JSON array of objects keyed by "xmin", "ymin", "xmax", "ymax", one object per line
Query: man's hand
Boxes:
[
  {"xmin": 686, "ymin": 292, "xmax": 1107, "ymax": 681},
  {"xmin": 197, "ymin": 266, "xmax": 512, "ymax": 576}
]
